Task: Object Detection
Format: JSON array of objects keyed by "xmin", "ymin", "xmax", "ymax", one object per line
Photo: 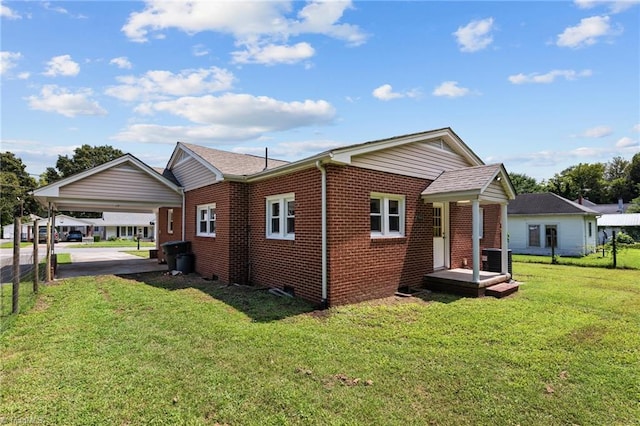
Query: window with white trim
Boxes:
[
  {"xmin": 197, "ymin": 203, "xmax": 216, "ymax": 237},
  {"xmin": 266, "ymin": 193, "xmax": 295, "ymax": 240},
  {"xmin": 370, "ymin": 193, "xmax": 405, "ymax": 237},
  {"xmin": 167, "ymin": 209, "xmax": 174, "ymax": 234}
]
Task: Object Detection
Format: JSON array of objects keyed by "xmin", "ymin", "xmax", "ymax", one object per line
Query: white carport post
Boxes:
[
  {"xmin": 501, "ymin": 203, "xmax": 509, "ymax": 276},
  {"xmin": 472, "ymin": 199, "xmax": 480, "ymax": 283}
]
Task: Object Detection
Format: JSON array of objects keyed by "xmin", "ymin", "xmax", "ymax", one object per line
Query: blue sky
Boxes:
[{"xmin": 1, "ymin": 0, "xmax": 639, "ymax": 182}]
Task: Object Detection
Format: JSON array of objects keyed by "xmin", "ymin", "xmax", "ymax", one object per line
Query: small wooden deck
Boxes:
[{"xmin": 423, "ymin": 268, "xmax": 517, "ymax": 298}]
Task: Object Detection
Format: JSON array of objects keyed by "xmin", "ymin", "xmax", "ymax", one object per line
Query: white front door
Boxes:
[{"xmin": 433, "ymin": 202, "xmax": 448, "ymax": 270}]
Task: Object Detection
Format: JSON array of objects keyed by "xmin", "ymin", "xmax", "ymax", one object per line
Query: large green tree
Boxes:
[
  {"xmin": 42, "ymin": 144, "xmax": 125, "ymax": 184},
  {"xmin": 508, "ymin": 172, "xmax": 543, "ymax": 195},
  {"xmin": 628, "ymin": 153, "xmax": 640, "ymax": 200},
  {"xmin": 545, "ymin": 163, "xmax": 607, "ymax": 203},
  {"xmin": 0, "ymin": 152, "xmax": 40, "ymax": 229}
]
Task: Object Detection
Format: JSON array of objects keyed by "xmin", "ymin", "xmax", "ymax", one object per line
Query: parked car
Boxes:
[
  {"xmin": 37, "ymin": 226, "xmax": 59, "ymax": 243},
  {"xmin": 66, "ymin": 230, "xmax": 84, "ymax": 242}
]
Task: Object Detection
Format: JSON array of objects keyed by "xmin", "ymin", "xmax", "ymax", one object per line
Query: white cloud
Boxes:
[
  {"xmin": 582, "ymin": 125, "xmax": 613, "ymax": 138},
  {"xmin": 192, "ymin": 44, "xmax": 209, "ymax": 57},
  {"xmin": 633, "ymin": 124, "xmax": 640, "ymax": 132},
  {"xmin": 145, "ymin": 93, "xmax": 335, "ymax": 128},
  {"xmin": 556, "ymin": 15, "xmax": 621, "ymax": 48},
  {"xmin": 1, "ymin": 4, "xmax": 22, "ymax": 19},
  {"xmin": 105, "ymin": 66, "xmax": 235, "ymax": 101},
  {"xmin": 27, "ymin": 85, "xmax": 107, "ymax": 117},
  {"xmin": 372, "ymin": 84, "xmax": 419, "ymax": 101},
  {"xmin": 575, "ymin": 0, "xmax": 640, "ymax": 13},
  {"xmin": 121, "ymin": 1, "xmax": 367, "ymax": 63},
  {"xmin": 113, "ymin": 93, "xmax": 336, "ymax": 143},
  {"xmin": 43, "ymin": 55, "xmax": 80, "ymax": 77},
  {"xmin": 109, "ymin": 57, "xmax": 132, "ymax": 69},
  {"xmin": 232, "ymin": 42, "xmax": 315, "ymax": 65},
  {"xmin": 1, "ymin": 51, "xmax": 22, "ymax": 75},
  {"xmin": 42, "ymin": 2, "xmax": 87, "ymax": 19},
  {"xmin": 432, "ymin": 81, "xmax": 470, "ymax": 98},
  {"xmin": 616, "ymin": 136, "xmax": 638, "ymax": 148},
  {"xmin": 508, "ymin": 69, "xmax": 593, "ymax": 84},
  {"xmin": 453, "ymin": 17, "xmax": 494, "ymax": 52}
]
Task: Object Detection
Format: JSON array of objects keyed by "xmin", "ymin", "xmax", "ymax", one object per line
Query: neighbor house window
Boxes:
[
  {"xmin": 528, "ymin": 225, "xmax": 540, "ymax": 247},
  {"xmin": 266, "ymin": 193, "xmax": 295, "ymax": 240},
  {"xmin": 167, "ymin": 209, "xmax": 174, "ymax": 234},
  {"xmin": 588, "ymin": 222, "xmax": 592, "ymax": 238},
  {"xmin": 120, "ymin": 226, "xmax": 134, "ymax": 237},
  {"xmin": 370, "ymin": 193, "xmax": 405, "ymax": 237},
  {"xmin": 545, "ymin": 225, "xmax": 558, "ymax": 248},
  {"xmin": 197, "ymin": 203, "xmax": 216, "ymax": 237}
]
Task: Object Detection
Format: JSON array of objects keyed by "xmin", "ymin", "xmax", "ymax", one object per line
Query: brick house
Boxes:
[
  {"xmin": 34, "ymin": 127, "xmax": 515, "ymax": 305},
  {"xmin": 156, "ymin": 128, "xmax": 516, "ymax": 305}
]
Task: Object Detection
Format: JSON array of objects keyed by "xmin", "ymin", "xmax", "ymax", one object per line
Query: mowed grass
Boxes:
[
  {"xmin": 513, "ymin": 247, "xmax": 640, "ymax": 270},
  {"xmin": 1, "ymin": 264, "xmax": 639, "ymax": 425}
]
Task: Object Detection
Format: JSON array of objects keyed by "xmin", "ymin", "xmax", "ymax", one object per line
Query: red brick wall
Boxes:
[
  {"xmin": 157, "ymin": 206, "xmax": 182, "ymax": 263},
  {"xmin": 325, "ymin": 165, "xmax": 432, "ymax": 305},
  {"xmin": 184, "ymin": 181, "xmax": 243, "ymax": 283},
  {"xmin": 248, "ymin": 168, "xmax": 323, "ymax": 302}
]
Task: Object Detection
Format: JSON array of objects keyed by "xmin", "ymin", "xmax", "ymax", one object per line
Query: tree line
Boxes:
[
  {"xmin": 509, "ymin": 153, "xmax": 640, "ymax": 211},
  {"xmin": 1, "ymin": 146, "xmax": 639, "ymax": 232}
]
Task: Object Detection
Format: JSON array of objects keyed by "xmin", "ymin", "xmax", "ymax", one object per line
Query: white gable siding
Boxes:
[
  {"xmin": 171, "ymin": 156, "xmax": 218, "ymax": 191},
  {"xmin": 508, "ymin": 215, "xmax": 598, "ymax": 257},
  {"xmin": 59, "ymin": 164, "xmax": 182, "ymax": 205},
  {"xmin": 350, "ymin": 141, "xmax": 473, "ymax": 180},
  {"xmin": 481, "ymin": 181, "xmax": 510, "ymax": 203}
]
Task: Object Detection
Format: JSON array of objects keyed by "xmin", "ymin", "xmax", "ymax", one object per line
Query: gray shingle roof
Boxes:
[
  {"xmin": 421, "ymin": 164, "xmax": 502, "ymax": 196},
  {"xmin": 181, "ymin": 143, "xmax": 289, "ymax": 176},
  {"xmin": 508, "ymin": 193, "xmax": 599, "ymax": 215}
]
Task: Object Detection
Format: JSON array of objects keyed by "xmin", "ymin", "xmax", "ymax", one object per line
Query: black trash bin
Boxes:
[
  {"xmin": 161, "ymin": 241, "xmax": 191, "ymax": 271},
  {"xmin": 176, "ymin": 252, "xmax": 195, "ymax": 274}
]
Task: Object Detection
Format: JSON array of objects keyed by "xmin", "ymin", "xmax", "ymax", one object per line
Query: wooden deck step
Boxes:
[{"xmin": 485, "ymin": 282, "xmax": 519, "ymax": 298}]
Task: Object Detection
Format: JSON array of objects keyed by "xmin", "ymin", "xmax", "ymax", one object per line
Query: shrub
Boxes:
[{"xmin": 93, "ymin": 235, "xmax": 101, "ymax": 242}]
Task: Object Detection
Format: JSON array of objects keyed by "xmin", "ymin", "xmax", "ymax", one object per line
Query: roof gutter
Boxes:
[{"xmin": 315, "ymin": 160, "xmax": 328, "ymax": 308}]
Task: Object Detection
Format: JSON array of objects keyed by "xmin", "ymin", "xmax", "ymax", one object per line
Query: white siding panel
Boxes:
[
  {"xmin": 60, "ymin": 165, "xmax": 182, "ymax": 204},
  {"xmin": 481, "ymin": 181, "xmax": 509, "ymax": 203},
  {"xmin": 508, "ymin": 215, "xmax": 595, "ymax": 256},
  {"xmin": 171, "ymin": 157, "xmax": 217, "ymax": 191},
  {"xmin": 351, "ymin": 141, "xmax": 472, "ymax": 179}
]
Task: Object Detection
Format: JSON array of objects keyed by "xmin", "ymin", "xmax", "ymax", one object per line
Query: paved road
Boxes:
[{"xmin": 1, "ymin": 241, "xmax": 168, "ymax": 282}]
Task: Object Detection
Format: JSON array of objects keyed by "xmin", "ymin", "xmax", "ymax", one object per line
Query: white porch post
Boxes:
[
  {"xmin": 501, "ymin": 203, "xmax": 509, "ymax": 276},
  {"xmin": 472, "ymin": 199, "xmax": 480, "ymax": 283}
]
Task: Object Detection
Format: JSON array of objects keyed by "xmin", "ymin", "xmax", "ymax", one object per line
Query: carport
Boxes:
[{"xmin": 32, "ymin": 154, "xmax": 184, "ymax": 278}]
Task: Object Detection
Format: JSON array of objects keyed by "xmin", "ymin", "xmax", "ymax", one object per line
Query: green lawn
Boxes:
[
  {"xmin": 0, "ymin": 242, "xmax": 33, "ymax": 249},
  {"xmin": 1, "ymin": 264, "xmax": 639, "ymax": 425},
  {"xmin": 513, "ymin": 247, "xmax": 640, "ymax": 269}
]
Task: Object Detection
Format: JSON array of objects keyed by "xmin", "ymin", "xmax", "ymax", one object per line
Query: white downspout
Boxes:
[
  {"xmin": 181, "ymin": 189, "xmax": 186, "ymax": 241},
  {"xmin": 315, "ymin": 161, "xmax": 328, "ymax": 306}
]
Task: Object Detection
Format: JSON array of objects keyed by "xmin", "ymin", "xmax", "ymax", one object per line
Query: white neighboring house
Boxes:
[
  {"xmin": 597, "ymin": 213, "xmax": 640, "ymax": 242},
  {"xmin": 90, "ymin": 212, "xmax": 156, "ymax": 241},
  {"xmin": 508, "ymin": 193, "xmax": 600, "ymax": 257}
]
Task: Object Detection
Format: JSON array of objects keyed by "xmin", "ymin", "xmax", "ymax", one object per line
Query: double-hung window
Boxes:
[
  {"xmin": 197, "ymin": 203, "xmax": 216, "ymax": 237},
  {"xmin": 370, "ymin": 193, "xmax": 405, "ymax": 237},
  {"xmin": 266, "ymin": 193, "xmax": 295, "ymax": 240}
]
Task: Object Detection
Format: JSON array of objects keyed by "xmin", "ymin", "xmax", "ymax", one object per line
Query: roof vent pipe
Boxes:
[{"xmin": 264, "ymin": 147, "xmax": 268, "ymax": 171}]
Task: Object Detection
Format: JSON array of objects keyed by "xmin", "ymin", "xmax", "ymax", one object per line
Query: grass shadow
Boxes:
[{"xmin": 119, "ymin": 271, "xmax": 317, "ymax": 322}]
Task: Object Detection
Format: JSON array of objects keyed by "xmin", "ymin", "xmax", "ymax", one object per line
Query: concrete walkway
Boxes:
[
  {"xmin": 57, "ymin": 249, "xmax": 168, "ymax": 278},
  {"xmin": 1, "ymin": 241, "xmax": 169, "ymax": 280}
]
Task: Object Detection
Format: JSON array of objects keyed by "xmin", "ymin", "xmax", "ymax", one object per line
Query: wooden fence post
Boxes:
[
  {"xmin": 33, "ymin": 219, "xmax": 39, "ymax": 293},
  {"xmin": 12, "ymin": 216, "xmax": 21, "ymax": 314}
]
